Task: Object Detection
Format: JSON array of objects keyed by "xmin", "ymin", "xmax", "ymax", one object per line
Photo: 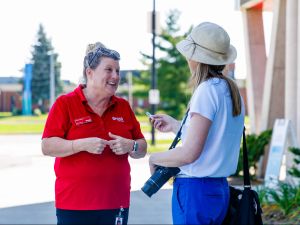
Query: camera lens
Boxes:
[
  {"xmin": 141, "ymin": 167, "xmax": 180, "ymax": 197},
  {"xmin": 141, "ymin": 178, "xmax": 160, "ymax": 197}
]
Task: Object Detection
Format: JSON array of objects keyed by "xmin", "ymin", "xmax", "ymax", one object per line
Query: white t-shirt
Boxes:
[{"xmin": 180, "ymin": 78, "xmax": 245, "ymax": 177}]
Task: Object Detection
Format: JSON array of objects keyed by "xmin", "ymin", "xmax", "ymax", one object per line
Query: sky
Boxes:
[{"xmin": 0, "ymin": 0, "xmax": 272, "ymax": 84}]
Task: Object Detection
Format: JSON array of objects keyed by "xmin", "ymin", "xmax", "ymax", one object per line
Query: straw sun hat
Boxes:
[{"xmin": 176, "ymin": 22, "xmax": 237, "ymax": 65}]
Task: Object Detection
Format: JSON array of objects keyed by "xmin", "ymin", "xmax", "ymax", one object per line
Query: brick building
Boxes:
[{"xmin": 0, "ymin": 77, "xmax": 22, "ymax": 112}]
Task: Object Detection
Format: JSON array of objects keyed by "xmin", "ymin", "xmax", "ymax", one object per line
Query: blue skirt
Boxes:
[{"xmin": 172, "ymin": 177, "xmax": 229, "ymax": 225}]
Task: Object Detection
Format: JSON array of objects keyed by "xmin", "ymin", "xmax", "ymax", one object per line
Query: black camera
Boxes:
[{"xmin": 141, "ymin": 166, "xmax": 180, "ymax": 197}]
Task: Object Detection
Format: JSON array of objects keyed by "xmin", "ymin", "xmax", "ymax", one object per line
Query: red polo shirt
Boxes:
[{"xmin": 42, "ymin": 85, "xmax": 144, "ymax": 210}]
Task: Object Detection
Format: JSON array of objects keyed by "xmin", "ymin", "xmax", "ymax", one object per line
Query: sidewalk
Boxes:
[
  {"xmin": 0, "ymin": 134, "xmax": 173, "ymax": 224},
  {"xmin": 0, "ymin": 190, "xmax": 172, "ymax": 224}
]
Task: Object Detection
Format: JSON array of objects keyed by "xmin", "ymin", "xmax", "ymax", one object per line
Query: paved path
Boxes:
[
  {"xmin": 0, "ymin": 134, "xmax": 173, "ymax": 224},
  {"xmin": 0, "ymin": 190, "xmax": 172, "ymax": 224}
]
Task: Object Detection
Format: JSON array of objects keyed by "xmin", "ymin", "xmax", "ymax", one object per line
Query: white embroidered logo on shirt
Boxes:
[{"xmin": 112, "ymin": 116, "xmax": 124, "ymax": 122}]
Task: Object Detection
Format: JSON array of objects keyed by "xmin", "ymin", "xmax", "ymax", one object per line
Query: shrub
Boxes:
[
  {"xmin": 267, "ymin": 182, "xmax": 300, "ymax": 216},
  {"xmin": 288, "ymin": 147, "xmax": 300, "ymax": 178},
  {"xmin": 234, "ymin": 129, "xmax": 272, "ymax": 178}
]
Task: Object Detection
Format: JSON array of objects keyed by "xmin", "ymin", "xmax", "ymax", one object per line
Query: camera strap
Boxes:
[{"xmin": 169, "ymin": 108, "xmax": 190, "ymax": 149}]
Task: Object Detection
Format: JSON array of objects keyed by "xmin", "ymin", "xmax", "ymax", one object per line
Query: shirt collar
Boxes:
[
  {"xmin": 74, "ymin": 84, "xmax": 87, "ymax": 102},
  {"xmin": 74, "ymin": 84, "xmax": 117, "ymax": 107}
]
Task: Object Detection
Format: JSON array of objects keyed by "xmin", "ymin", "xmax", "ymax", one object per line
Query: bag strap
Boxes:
[
  {"xmin": 243, "ymin": 127, "xmax": 251, "ymax": 187},
  {"xmin": 169, "ymin": 109, "xmax": 190, "ymax": 149}
]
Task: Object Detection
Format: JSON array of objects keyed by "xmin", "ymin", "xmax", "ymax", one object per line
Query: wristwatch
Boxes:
[{"xmin": 132, "ymin": 140, "xmax": 138, "ymax": 152}]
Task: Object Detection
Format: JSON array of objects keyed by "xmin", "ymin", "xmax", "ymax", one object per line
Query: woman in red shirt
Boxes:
[{"xmin": 42, "ymin": 42, "xmax": 147, "ymax": 225}]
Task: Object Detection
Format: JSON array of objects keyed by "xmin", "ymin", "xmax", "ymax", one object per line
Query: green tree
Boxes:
[
  {"xmin": 139, "ymin": 9, "xmax": 192, "ymax": 119},
  {"xmin": 31, "ymin": 24, "xmax": 62, "ymax": 112}
]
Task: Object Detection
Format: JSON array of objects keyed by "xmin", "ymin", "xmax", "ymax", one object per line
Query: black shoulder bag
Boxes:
[{"xmin": 222, "ymin": 128, "xmax": 263, "ymax": 225}]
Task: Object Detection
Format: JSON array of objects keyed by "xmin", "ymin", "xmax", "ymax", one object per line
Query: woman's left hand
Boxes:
[{"xmin": 108, "ymin": 132, "xmax": 133, "ymax": 155}]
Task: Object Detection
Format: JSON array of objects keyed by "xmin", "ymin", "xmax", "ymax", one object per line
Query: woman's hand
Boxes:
[
  {"xmin": 108, "ymin": 132, "xmax": 133, "ymax": 155},
  {"xmin": 150, "ymin": 114, "xmax": 180, "ymax": 133},
  {"xmin": 42, "ymin": 137, "xmax": 109, "ymax": 157},
  {"xmin": 75, "ymin": 137, "xmax": 109, "ymax": 154}
]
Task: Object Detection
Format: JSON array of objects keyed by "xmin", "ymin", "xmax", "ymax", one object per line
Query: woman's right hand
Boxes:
[
  {"xmin": 150, "ymin": 114, "xmax": 180, "ymax": 133},
  {"xmin": 75, "ymin": 137, "xmax": 109, "ymax": 154}
]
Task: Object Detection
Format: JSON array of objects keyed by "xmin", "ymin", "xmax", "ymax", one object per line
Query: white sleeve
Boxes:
[{"xmin": 190, "ymin": 82, "xmax": 218, "ymax": 121}]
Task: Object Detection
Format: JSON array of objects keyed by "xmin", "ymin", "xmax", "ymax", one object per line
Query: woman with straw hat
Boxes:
[{"xmin": 149, "ymin": 22, "xmax": 245, "ymax": 224}]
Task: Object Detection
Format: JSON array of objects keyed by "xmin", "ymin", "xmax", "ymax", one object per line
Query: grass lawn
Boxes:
[
  {"xmin": 0, "ymin": 124, "xmax": 45, "ymax": 134},
  {"xmin": 0, "ymin": 113, "xmax": 47, "ymax": 134},
  {"xmin": 147, "ymin": 139, "xmax": 173, "ymax": 153}
]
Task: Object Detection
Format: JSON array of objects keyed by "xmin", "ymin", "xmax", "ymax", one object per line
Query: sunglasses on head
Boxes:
[{"xmin": 88, "ymin": 47, "xmax": 120, "ymax": 66}]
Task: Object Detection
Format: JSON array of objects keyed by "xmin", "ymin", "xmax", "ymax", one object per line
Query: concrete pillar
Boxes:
[
  {"xmin": 285, "ymin": 0, "xmax": 298, "ymax": 136},
  {"xmin": 285, "ymin": 0, "xmax": 299, "ymax": 181},
  {"xmin": 261, "ymin": 0, "xmax": 286, "ymax": 132},
  {"xmin": 297, "ymin": 0, "xmax": 300, "ymax": 143},
  {"xmin": 241, "ymin": 7, "xmax": 267, "ymax": 134}
]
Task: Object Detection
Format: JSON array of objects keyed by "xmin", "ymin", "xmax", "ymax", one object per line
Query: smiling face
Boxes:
[{"xmin": 86, "ymin": 57, "xmax": 120, "ymax": 97}]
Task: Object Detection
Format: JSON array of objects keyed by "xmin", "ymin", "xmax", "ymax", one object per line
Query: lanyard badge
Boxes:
[{"xmin": 115, "ymin": 206, "xmax": 124, "ymax": 225}]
